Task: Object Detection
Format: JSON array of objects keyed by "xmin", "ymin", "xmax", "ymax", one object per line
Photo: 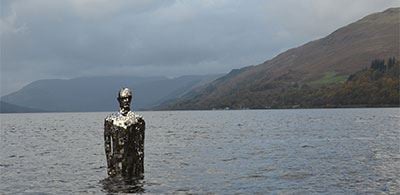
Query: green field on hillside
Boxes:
[{"xmin": 309, "ymin": 71, "xmax": 348, "ymax": 86}]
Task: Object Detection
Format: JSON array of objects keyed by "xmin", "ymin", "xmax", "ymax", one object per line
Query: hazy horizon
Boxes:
[{"xmin": 1, "ymin": 0, "xmax": 399, "ymax": 96}]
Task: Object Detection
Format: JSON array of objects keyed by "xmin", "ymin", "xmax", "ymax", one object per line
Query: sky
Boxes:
[{"xmin": 1, "ymin": 0, "xmax": 399, "ymax": 96}]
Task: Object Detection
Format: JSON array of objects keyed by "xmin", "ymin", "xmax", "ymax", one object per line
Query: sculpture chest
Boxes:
[{"xmin": 104, "ymin": 116, "xmax": 145, "ymax": 179}]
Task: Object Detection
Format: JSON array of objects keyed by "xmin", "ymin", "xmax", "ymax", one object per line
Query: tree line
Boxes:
[{"xmin": 271, "ymin": 57, "xmax": 400, "ymax": 108}]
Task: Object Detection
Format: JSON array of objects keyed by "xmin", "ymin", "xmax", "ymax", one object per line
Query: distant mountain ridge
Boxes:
[
  {"xmin": 0, "ymin": 101, "xmax": 47, "ymax": 113},
  {"xmin": 1, "ymin": 74, "xmax": 221, "ymax": 112},
  {"xmin": 163, "ymin": 8, "xmax": 400, "ymax": 109}
]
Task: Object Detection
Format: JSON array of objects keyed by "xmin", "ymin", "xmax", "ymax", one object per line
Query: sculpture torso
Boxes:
[
  {"xmin": 106, "ymin": 111, "xmax": 140, "ymax": 129},
  {"xmin": 104, "ymin": 111, "xmax": 145, "ymax": 178}
]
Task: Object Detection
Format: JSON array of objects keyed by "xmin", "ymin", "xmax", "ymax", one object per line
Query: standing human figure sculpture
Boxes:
[{"xmin": 104, "ymin": 88, "xmax": 145, "ymax": 179}]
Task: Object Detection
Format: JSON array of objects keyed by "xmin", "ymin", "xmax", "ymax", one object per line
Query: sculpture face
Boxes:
[{"xmin": 117, "ymin": 88, "xmax": 132, "ymax": 115}]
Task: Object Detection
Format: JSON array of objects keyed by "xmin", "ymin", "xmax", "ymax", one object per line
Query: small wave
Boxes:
[
  {"xmin": 0, "ymin": 164, "xmax": 12, "ymax": 167},
  {"xmin": 38, "ymin": 151, "xmax": 50, "ymax": 156},
  {"xmin": 221, "ymin": 157, "xmax": 237, "ymax": 162},
  {"xmin": 179, "ymin": 162, "xmax": 189, "ymax": 166},
  {"xmin": 237, "ymin": 174, "xmax": 267, "ymax": 180},
  {"xmin": 92, "ymin": 166, "xmax": 106, "ymax": 170},
  {"xmin": 280, "ymin": 171, "xmax": 313, "ymax": 180}
]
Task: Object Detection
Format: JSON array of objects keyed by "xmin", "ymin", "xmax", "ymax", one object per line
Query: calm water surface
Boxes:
[{"xmin": 1, "ymin": 108, "xmax": 399, "ymax": 194}]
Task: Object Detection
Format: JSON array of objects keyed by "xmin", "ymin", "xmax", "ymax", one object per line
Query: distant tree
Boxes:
[
  {"xmin": 370, "ymin": 59, "xmax": 386, "ymax": 72},
  {"xmin": 387, "ymin": 57, "xmax": 396, "ymax": 69},
  {"xmin": 347, "ymin": 73, "xmax": 356, "ymax": 81}
]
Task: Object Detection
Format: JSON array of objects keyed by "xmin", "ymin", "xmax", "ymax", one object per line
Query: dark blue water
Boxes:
[{"xmin": 1, "ymin": 108, "xmax": 399, "ymax": 194}]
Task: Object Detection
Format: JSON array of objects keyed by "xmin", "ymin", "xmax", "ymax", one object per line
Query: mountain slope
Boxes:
[
  {"xmin": 165, "ymin": 8, "xmax": 400, "ymax": 109},
  {"xmin": 1, "ymin": 74, "xmax": 220, "ymax": 112}
]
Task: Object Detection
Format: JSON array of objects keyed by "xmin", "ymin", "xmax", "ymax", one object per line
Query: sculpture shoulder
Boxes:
[
  {"xmin": 136, "ymin": 115, "xmax": 145, "ymax": 126},
  {"xmin": 125, "ymin": 111, "xmax": 142, "ymax": 120},
  {"xmin": 105, "ymin": 113, "xmax": 119, "ymax": 122},
  {"xmin": 134, "ymin": 112, "xmax": 144, "ymax": 121},
  {"xmin": 135, "ymin": 114, "xmax": 144, "ymax": 121},
  {"xmin": 104, "ymin": 111, "xmax": 144, "ymax": 129}
]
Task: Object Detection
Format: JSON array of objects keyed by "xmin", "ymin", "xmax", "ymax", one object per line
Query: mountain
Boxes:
[
  {"xmin": 1, "ymin": 74, "xmax": 220, "ymax": 112},
  {"xmin": 0, "ymin": 101, "xmax": 47, "ymax": 113},
  {"xmin": 163, "ymin": 8, "xmax": 400, "ymax": 110}
]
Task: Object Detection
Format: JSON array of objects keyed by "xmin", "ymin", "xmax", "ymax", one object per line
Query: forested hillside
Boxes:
[
  {"xmin": 162, "ymin": 8, "xmax": 400, "ymax": 110},
  {"xmin": 166, "ymin": 58, "xmax": 399, "ymax": 110},
  {"xmin": 264, "ymin": 58, "xmax": 400, "ymax": 109}
]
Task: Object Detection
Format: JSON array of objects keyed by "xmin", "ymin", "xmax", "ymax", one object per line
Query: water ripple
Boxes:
[{"xmin": 0, "ymin": 108, "xmax": 399, "ymax": 194}]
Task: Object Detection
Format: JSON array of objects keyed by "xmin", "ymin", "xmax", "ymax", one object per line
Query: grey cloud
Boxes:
[{"xmin": 1, "ymin": 0, "xmax": 399, "ymax": 95}]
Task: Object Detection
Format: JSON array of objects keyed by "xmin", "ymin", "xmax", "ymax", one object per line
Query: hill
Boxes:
[
  {"xmin": 250, "ymin": 58, "xmax": 399, "ymax": 109},
  {"xmin": 1, "ymin": 74, "xmax": 220, "ymax": 112},
  {"xmin": 163, "ymin": 8, "xmax": 400, "ymax": 110}
]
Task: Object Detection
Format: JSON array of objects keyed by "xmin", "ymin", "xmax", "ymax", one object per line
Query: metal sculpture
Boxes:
[{"xmin": 104, "ymin": 88, "xmax": 145, "ymax": 179}]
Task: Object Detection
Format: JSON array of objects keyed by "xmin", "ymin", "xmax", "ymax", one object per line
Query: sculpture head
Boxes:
[{"xmin": 117, "ymin": 88, "xmax": 132, "ymax": 115}]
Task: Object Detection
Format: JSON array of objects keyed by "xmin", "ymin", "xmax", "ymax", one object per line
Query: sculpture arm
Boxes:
[
  {"xmin": 136, "ymin": 117, "xmax": 145, "ymax": 147},
  {"xmin": 138, "ymin": 117, "xmax": 145, "ymax": 131},
  {"xmin": 104, "ymin": 119, "xmax": 113, "ymax": 175},
  {"xmin": 136, "ymin": 117, "xmax": 145, "ymax": 175}
]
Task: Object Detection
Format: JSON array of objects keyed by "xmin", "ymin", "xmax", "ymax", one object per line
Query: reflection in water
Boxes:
[{"xmin": 101, "ymin": 176, "xmax": 144, "ymax": 193}]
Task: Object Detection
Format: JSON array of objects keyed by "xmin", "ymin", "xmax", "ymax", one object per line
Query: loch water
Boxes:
[{"xmin": 1, "ymin": 108, "xmax": 399, "ymax": 194}]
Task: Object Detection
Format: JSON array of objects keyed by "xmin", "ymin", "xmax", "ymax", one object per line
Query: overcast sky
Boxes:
[{"xmin": 1, "ymin": 0, "xmax": 399, "ymax": 96}]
